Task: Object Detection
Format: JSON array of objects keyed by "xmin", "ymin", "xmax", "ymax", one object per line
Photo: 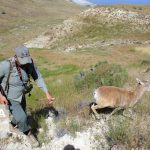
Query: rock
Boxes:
[
  {"xmin": 24, "ymin": 7, "xmax": 150, "ymax": 49},
  {"xmin": 24, "ymin": 35, "xmax": 50, "ymax": 48},
  {"xmin": 64, "ymin": 46, "xmax": 77, "ymax": 52},
  {"xmin": 1, "ymin": 11, "xmax": 6, "ymax": 14},
  {"xmin": 38, "ymin": 128, "xmax": 44, "ymax": 133},
  {"xmin": 55, "ymin": 128, "xmax": 68, "ymax": 138},
  {"xmin": 0, "ymin": 105, "xmax": 10, "ymax": 139},
  {"xmin": 111, "ymin": 144, "xmax": 127, "ymax": 150},
  {"xmin": 41, "ymin": 111, "xmax": 110, "ymax": 150}
]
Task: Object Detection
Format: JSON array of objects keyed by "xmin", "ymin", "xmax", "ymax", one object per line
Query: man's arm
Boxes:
[
  {"xmin": 0, "ymin": 61, "xmax": 9, "ymax": 105},
  {"xmin": 29, "ymin": 62, "xmax": 54, "ymax": 104}
]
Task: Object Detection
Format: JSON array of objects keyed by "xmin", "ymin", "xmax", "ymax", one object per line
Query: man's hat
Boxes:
[{"xmin": 15, "ymin": 45, "xmax": 32, "ymax": 65}]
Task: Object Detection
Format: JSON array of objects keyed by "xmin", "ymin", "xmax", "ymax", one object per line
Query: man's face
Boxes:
[
  {"xmin": 16, "ymin": 56, "xmax": 30, "ymax": 68},
  {"xmin": 20, "ymin": 63, "xmax": 30, "ymax": 69}
]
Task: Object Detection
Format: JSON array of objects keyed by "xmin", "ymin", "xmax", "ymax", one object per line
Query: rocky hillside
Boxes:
[
  {"xmin": 1, "ymin": 112, "xmax": 109, "ymax": 150},
  {"xmin": 25, "ymin": 6, "xmax": 150, "ymax": 51},
  {"xmin": 1, "ymin": 4, "xmax": 150, "ymax": 150}
]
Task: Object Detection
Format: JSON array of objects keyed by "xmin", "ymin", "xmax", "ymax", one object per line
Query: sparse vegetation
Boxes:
[
  {"xmin": 108, "ymin": 115, "xmax": 150, "ymax": 149},
  {"xmin": 108, "ymin": 117, "xmax": 130, "ymax": 146},
  {"xmin": 75, "ymin": 61, "xmax": 128, "ymax": 91},
  {"xmin": 0, "ymin": 0, "xmax": 84, "ymax": 51},
  {"xmin": 134, "ymin": 93, "xmax": 150, "ymax": 115},
  {"xmin": 0, "ymin": 2, "xmax": 150, "ymax": 149},
  {"xmin": 58, "ymin": 117, "xmax": 82, "ymax": 137},
  {"xmin": 129, "ymin": 48, "xmax": 136, "ymax": 52},
  {"xmin": 141, "ymin": 59, "xmax": 150, "ymax": 66},
  {"xmin": 54, "ymin": 15, "xmax": 132, "ymax": 48},
  {"xmin": 40, "ymin": 64, "xmax": 78, "ymax": 77}
]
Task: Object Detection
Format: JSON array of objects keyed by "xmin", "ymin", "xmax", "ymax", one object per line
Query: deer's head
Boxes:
[{"xmin": 136, "ymin": 78, "xmax": 150, "ymax": 92}]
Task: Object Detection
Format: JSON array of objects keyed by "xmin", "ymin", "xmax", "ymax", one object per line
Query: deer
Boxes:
[{"xmin": 91, "ymin": 78, "xmax": 150, "ymax": 119}]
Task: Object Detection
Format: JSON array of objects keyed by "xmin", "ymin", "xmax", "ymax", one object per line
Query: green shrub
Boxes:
[
  {"xmin": 129, "ymin": 48, "xmax": 136, "ymax": 52},
  {"xmin": 138, "ymin": 7, "xmax": 142, "ymax": 10},
  {"xmin": 108, "ymin": 116, "xmax": 150, "ymax": 149},
  {"xmin": 134, "ymin": 93, "xmax": 150, "ymax": 115},
  {"xmin": 141, "ymin": 60, "xmax": 150, "ymax": 66},
  {"xmin": 75, "ymin": 61, "xmax": 128, "ymax": 91},
  {"xmin": 145, "ymin": 139, "xmax": 150, "ymax": 150},
  {"xmin": 108, "ymin": 117, "xmax": 130, "ymax": 145}
]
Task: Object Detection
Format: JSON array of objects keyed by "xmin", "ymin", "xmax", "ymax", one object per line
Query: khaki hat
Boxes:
[{"xmin": 15, "ymin": 45, "xmax": 32, "ymax": 65}]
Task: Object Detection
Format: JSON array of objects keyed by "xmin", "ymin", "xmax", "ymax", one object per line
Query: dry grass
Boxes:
[
  {"xmin": 107, "ymin": 70, "xmax": 150, "ymax": 148},
  {"xmin": 30, "ymin": 44, "xmax": 150, "ymax": 70},
  {"xmin": 135, "ymin": 46, "xmax": 150, "ymax": 55},
  {"xmin": 108, "ymin": 114, "xmax": 150, "ymax": 149},
  {"xmin": 0, "ymin": 0, "xmax": 85, "ymax": 52},
  {"xmin": 25, "ymin": 44, "xmax": 150, "ymax": 115},
  {"xmin": 96, "ymin": 4, "xmax": 150, "ymax": 13}
]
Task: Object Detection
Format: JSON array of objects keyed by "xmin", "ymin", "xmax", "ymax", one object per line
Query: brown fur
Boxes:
[
  {"xmin": 97, "ymin": 86, "xmax": 135, "ymax": 107},
  {"xmin": 91, "ymin": 79, "xmax": 150, "ymax": 119}
]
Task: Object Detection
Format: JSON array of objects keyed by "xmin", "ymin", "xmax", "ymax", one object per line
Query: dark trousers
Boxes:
[{"xmin": 8, "ymin": 95, "xmax": 30, "ymax": 133}]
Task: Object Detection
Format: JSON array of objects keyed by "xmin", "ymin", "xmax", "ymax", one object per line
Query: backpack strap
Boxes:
[
  {"xmin": 0, "ymin": 85, "xmax": 4, "ymax": 95},
  {"xmin": 4, "ymin": 60, "xmax": 13, "ymax": 95}
]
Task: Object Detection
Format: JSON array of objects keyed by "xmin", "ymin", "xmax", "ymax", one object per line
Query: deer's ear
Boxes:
[{"xmin": 136, "ymin": 78, "xmax": 144, "ymax": 85}]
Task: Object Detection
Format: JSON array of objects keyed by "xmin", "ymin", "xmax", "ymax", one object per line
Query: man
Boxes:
[{"xmin": 0, "ymin": 45, "xmax": 54, "ymax": 147}]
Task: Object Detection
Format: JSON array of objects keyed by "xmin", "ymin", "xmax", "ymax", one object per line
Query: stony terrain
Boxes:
[
  {"xmin": 25, "ymin": 18, "xmax": 82, "ymax": 49},
  {"xmin": 0, "ymin": 112, "xmax": 110, "ymax": 150},
  {"xmin": 1, "ymin": 2, "xmax": 150, "ymax": 150},
  {"xmin": 2, "ymin": 108, "xmax": 149, "ymax": 150},
  {"xmin": 81, "ymin": 7, "xmax": 150, "ymax": 25},
  {"xmin": 25, "ymin": 7, "xmax": 150, "ymax": 50}
]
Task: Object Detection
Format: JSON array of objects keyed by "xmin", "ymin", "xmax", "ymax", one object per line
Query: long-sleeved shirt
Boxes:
[{"xmin": 0, "ymin": 57, "xmax": 48, "ymax": 102}]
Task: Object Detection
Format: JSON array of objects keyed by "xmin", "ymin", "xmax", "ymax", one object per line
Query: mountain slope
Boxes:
[
  {"xmin": 0, "ymin": 0, "xmax": 85, "ymax": 52},
  {"xmin": 25, "ymin": 5, "xmax": 150, "ymax": 50},
  {"xmin": 71, "ymin": 0, "xmax": 95, "ymax": 6}
]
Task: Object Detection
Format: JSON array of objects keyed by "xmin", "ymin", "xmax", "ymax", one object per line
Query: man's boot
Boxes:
[{"xmin": 9, "ymin": 123, "xmax": 24, "ymax": 136}]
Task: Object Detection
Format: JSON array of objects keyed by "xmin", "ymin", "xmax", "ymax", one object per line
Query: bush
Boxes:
[
  {"xmin": 108, "ymin": 116, "xmax": 150, "ymax": 149},
  {"xmin": 75, "ymin": 61, "xmax": 128, "ymax": 91},
  {"xmin": 108, "ymin": 117, "xmax": 130, "ymax": 145},
  {"xmin": 141, "ymin": 60, "xmax": 150, "ymax": 66}
]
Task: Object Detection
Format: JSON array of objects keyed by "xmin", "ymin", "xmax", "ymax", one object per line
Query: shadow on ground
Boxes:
[{"xmin": 27, "ymin": 106, "xmax": 59, "ymax": 135}]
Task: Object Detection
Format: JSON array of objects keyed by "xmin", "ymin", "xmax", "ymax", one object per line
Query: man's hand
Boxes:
[
  {"xmin": 0, "ymin": 94, "xmax": 8, "ymax": 105},
  {"xmin": 46, "ymin": 92, "xmax": 55, "ymax": 105}
]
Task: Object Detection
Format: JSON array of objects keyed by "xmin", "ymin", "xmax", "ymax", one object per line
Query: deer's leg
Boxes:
[
  {"xmin": 91, "ymin": 103, "xmax": 104, "ymax": 119},
  {"xmin": 123, "ymin": 108, "xmax": 133, "ymax": 120},
  {"xmin": 110, "ymin": 107, "xmax": 123, "ymax": 116}
]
